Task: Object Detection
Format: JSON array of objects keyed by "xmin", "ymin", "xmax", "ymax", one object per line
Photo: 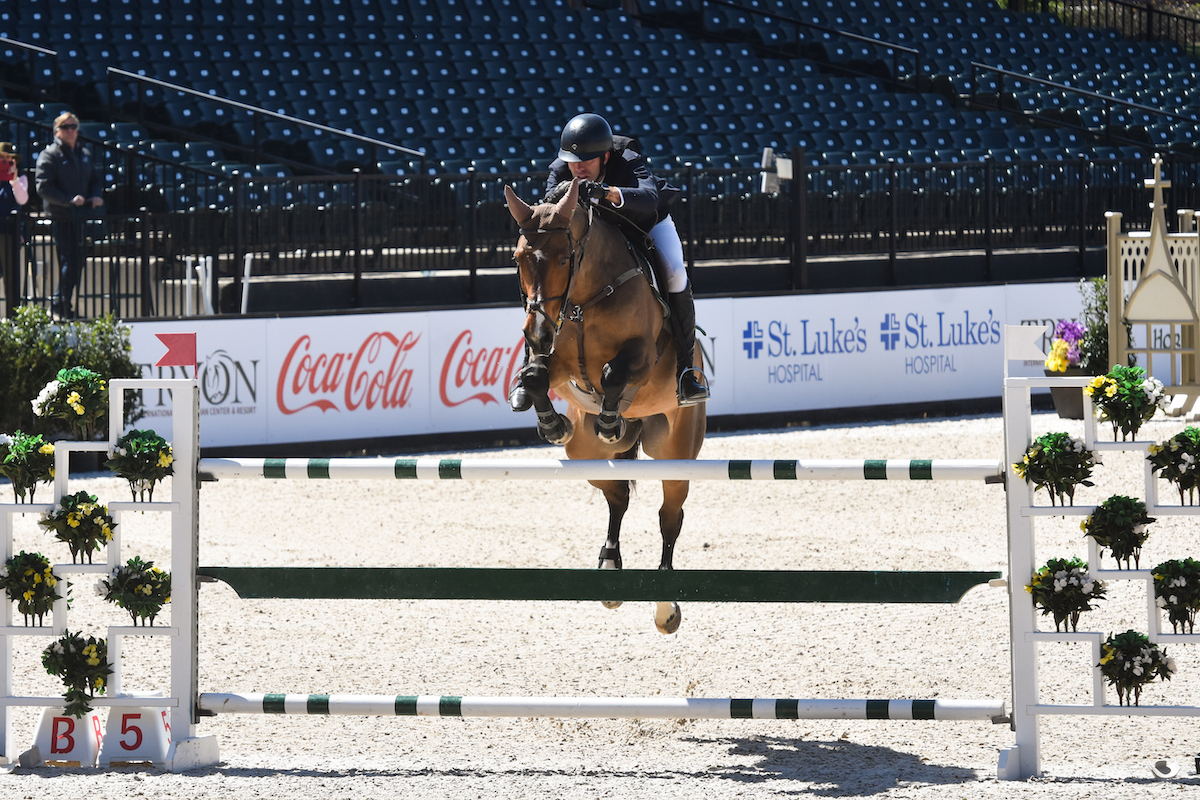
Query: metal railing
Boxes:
[
  {"xmin": 5, "ymin": 152, "xmax": 1197, "ymax": 320},
  {"xmin": 1055, "ymin": 0, "xmax": 1200, "ymax": 52}
]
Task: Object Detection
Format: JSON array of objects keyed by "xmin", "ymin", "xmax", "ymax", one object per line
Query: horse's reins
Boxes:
[{"xmin": 517, "ymin": 202, "xmax": 645, "ymax": 394}]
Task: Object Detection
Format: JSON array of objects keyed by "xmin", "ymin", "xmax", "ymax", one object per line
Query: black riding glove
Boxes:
[{"xmin": 580, "ymin": 180, "xmax": 609, "ymax": 202}]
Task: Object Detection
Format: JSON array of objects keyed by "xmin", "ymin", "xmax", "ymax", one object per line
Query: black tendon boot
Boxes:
[
  {"xmin": 667, "ymin": 283, "xmax": 709, "ymax": 406},
  {"xmin": 508, "ymin": 350, "xmax": 533, "ymax": 412}
]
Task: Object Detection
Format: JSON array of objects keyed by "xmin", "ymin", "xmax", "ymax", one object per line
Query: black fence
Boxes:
[{"xmin": 5, "ymin": 149, "xmax": 1198, "ymax": 320}]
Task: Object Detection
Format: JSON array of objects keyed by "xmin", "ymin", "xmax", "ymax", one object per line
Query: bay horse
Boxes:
[{"xmin": 505, "ymin": 178, "xmax": 706, "ymax": 634}]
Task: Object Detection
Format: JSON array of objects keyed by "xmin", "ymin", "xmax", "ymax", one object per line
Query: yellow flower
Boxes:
[
  {"xmin": 1149, "ymin": 443, "xmax": 1163, "ymax": 455},
  {"xmin": 1104, "ymin": 383, "xmax": 1116, "ymax": 397},
  {"xmin": 1099, "ymin": 645, "xmax": 1114, "ymax": 665},
  {"xmin": 1024, "ymin": 583, "xmax": 1033, "ymax": 593},
  {"xmin": 94, "ymin": 677, "xmax": 105, "ymax": 690},
  {"xmin": 39, "ymin": 443, "xmax": 54, "ymax": 454},
  {"xmin": 22, "ymin": 590, "xmax": 33, "ymax": 601},
  {"xmin": 33, "ymin": 573, "xmax": 41, "ymax": 584},
  {"xmin": 157, "ymin": 451, "xmax": 173, "ymax": 468},
  {"xmin": 86, "ymin": 656, "xmax": 100, "ymax": 666},
  {"xmin": 67, "ymin": 391, "xmax": 81, "ymax": 405}
]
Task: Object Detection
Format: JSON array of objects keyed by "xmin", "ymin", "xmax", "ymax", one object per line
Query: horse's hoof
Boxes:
[
  {"xmin": 594, "ymin": 414, "xmax": 625, "ymax": 444},
  {"xmin": 654, "ymin": 601, "xmax": 681, "ymax": 634},
  {"xmin": 538, "ymin": 414, "xmax": 573, "ymax": 445}
]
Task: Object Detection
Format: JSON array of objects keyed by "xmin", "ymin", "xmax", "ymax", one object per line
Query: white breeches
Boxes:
[{"xmin": 650, "ymin": 215, "xmax": 688, "ymax": 294}]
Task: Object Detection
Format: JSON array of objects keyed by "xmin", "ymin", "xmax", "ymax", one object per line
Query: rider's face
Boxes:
[{"xmin": 569, "ymin": 153, "xmax": 607, "ymax": 182}]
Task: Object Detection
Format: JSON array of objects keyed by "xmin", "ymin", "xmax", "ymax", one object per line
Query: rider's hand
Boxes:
[{"xmin": 580, "ymin": 180, "xmax": 609, "ymax": 203}]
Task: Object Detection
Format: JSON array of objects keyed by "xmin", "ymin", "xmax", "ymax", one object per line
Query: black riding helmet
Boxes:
[{"xmin": 558, "ymin": 113, "xmax": 613, "ymax": 162}]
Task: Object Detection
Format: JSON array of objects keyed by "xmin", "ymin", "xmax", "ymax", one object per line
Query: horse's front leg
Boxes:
[
  {"xmin": 520, "ymin": 358, "xmax": 573, "ymax": 445},
  {"xmin": 594, "ymin": 343, "xmax": 648, "ymax": 443}
]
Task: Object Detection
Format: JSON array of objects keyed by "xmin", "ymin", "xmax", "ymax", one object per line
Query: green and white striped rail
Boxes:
[
  {"xmin": 198, "ymin": 693, "xmax": 1007, "ymax": 721},
  {"xmin": 198, "ymin": 457, "xmax": 1004, "ymax": 482}
]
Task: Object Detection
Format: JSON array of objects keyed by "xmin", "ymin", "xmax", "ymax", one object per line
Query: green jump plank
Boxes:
[{"xmin": 196, "ymin": 567, "xmax": 1000, "ymax": 604}]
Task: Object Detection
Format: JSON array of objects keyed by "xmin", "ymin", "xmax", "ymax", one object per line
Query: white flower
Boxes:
[
  {"xmin": 1166, "ymin": 657, "xmax": 1178, "ymax": 674},
  {"xmin": 1157, "ymin": 595, "xmax": 1168, "ymax": 608},
  {"xmin": 1170, "ymin": 595, "xmax": 1179, "ymax": 605},
  {"xmin": 1082, "ymin": 581, "xmax": 1095, "ymax": 594},
  {"xmin": 93, "ymin": 579, "xmax": 108, "ymax": 598},
  {"xmin": 1132, "ymin": 665, "xmax": 1144, "ymax": 676},
  {"xmin": 0, "ymin": 433, "xmax": 10, "ymax": 447}
]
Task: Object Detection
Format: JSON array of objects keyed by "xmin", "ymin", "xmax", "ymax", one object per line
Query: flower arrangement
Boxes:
[
  {"xmin": 1153, "ymin": 558, "xmax": 1200, "ymax": 634},
  {"xmin": 1085, "ymin": 365, "xmax": 1167, "ymax": 441},
  {"xmin": 0, "ymin": 431, "xmax": 55, "ymax": 502},
  {"xmin": 1147, "ymin": 427, "xmax": 1200, "ymax": 505},
  {"xmin": 37, "ymin": 490, "xmax": 116, "ymax": 564},
  {"xmin": 1082, "ymin": 494, "xmax": 1154, "ymax": 569},
  {"xmin": 0, "ymin": 551, "xmax": 61, "ymax": 625},
  {"xmin": 32, "ymin": 366, "xmax": 108, "ymax": 440},
  {"xmin": 1044, "ymin": 320, "xmax": 1085, "ymax": 372},
  {"xmin": 1012, "ymin": 431, "xmax": 1097, "ymax": 506},
  {"xmin": 98, "ymin": 556, "xmax": 171, "ymax": 626},
  {"xmin": 1026, "ymin": 556, "xmax": 1106, "ymax": 632},
  {"xmin": 1097, "ymin": 630, "xmax": 1175, "ymax": 706},
  {"xmin": 41, "ymin": 631, "xmax": 112, "ymax": 718},
  {"xmin": 106, "ymin": 429, "xmax": 174, "ymax": 502}
]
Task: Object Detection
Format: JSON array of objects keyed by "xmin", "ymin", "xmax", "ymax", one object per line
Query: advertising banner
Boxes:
[{"xmin": 129, "ymin": 281, "xmax": 1081, "ymax": 448}]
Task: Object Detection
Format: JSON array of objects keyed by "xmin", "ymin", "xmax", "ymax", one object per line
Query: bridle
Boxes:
[{"xmin": 515, "ymin": 210, "xmax": 586, "ymax": 351}]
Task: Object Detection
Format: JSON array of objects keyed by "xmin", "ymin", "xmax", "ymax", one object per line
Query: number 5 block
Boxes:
[{"xmin": 99, "ymin": 707, "xmax": 172, "ymax": 767}]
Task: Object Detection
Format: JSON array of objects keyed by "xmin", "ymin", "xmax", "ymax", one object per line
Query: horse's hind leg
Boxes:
[
  {"xmin": 653, "ymin": 479, "xmax": 689, "ymax": 634},
  {"xmin": 591, "ymin": 476, "xmax": 630, "ymax": 609}
]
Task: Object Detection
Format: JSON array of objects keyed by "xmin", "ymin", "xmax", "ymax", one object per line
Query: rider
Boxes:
[{"xmin": 509, "ymin": 112, "xmax": 709, "ymax": 409}]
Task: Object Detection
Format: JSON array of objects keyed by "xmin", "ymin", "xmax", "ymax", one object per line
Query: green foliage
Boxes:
[
  {"xmin": 1152, "ymin": 558, "xmax": 1200, "ymax": 634},
  {"xmin": 1083, "ymin": 495, "xmax": 1155, "ymax": 569},
  {"xmin": 106, "ymin": 429, "xmax": 174, "ymax": 502},
  {"xmin": 1076, "ymin": 277, "xmax": 1111, "ymax": 375},
  {"xmin": 0, "ymin": 306, "xmax": 143, "ymax": 437},
  {"xmin": 0, "ymin": 431, "xmax": 55, "ymax": 502},
  {"xmin": 100, "ymin": 556, "xmax": 172, "ymax": 626},
  {"xmin": 1097, "ymin": 630, "xmax": 1175, "ymax": 707},
  {"xmin": 1012, "ymin": 431, "xmax": 1096, "ymax": 506},
  {"xmin": 32, "ymin": 366, "xmax": 108, "ymax": 440},
  {"xmin": 41, "ymin": 631, "xmax": 112, "ymax": 718},
  {"xmin": 1027, "ymin": 556, "xmax": 1106, "ymax": 633},
  {"xmin": 0, "ymin": 551, "xmax": 61, "ymax": 625},
  {"xmin": 1147, "ymin": 427, "xmax": 1200, "ymax": 505}
]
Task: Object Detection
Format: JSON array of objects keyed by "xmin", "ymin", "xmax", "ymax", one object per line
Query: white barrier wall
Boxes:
[{"xmin": 128, "ymin": 282, "xmax": 1082, "ymax": 448}]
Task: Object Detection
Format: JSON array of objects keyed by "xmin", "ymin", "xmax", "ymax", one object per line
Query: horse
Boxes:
[{"xmin": 504, "ymin": 178, "xmax": 706, "ymax": 634}]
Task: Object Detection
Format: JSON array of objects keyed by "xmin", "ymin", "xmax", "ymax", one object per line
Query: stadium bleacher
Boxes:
[{"xmin": 1, "ymin": 0, "xmax": 1197, "ymax": 182}]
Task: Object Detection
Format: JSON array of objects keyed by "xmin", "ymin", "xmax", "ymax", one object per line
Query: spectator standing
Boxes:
[
  {"xmin": 35, "ymin": 112, "xmax": 103, "ymax": 319},
  {"xmin": 0, "ymin": 142, "xmax": 29, "ymax": 317}
]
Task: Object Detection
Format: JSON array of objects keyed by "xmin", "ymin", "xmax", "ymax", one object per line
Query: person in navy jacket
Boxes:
[{"xmin": 35, "ymin": 111, "xmax": 104, "ymax": 319}]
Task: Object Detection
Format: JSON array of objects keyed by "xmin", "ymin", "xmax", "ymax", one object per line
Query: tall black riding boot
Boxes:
[{"xmin": 667, "ymin": 283, "xmax": 709, "ymax": 406}]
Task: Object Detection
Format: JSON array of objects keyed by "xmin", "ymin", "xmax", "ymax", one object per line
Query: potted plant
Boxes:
[
  {"xmin": 41, "ymin": 631, "xmax": 113, "ymax": 718},
  {"xmin": 0, "ymin": 551, "xmax": 61, "ymax": 625},
  {"xmin": 31, "ymin": 366, "xmax": 109, "ymax": 442},
  {"xmin": 98, "ymin": 556, "xmax": 171, "ymax": 626},
  {"xmin": 106, "ymin": 429, "xmax": 174, "ymax": 502},
  {"xmin": 1082, "ymin": 494, "xmax": 1154, "ymax": 569},
  {"xmin": 1152, "ymin": 558, "xmax": 1200, "ymax": 634},
  {"xmin": 1044, "ymin": 319, "xmax": 1088, "ymax": 419},
  {"xmin": 37, "ymin": 490, "xmax": 116, "ymax": 564},
  {"xmin": 1075, "ymin": 276, "xmax": 1113, "ymax": 376},
  {"xmin": 1085, "ymin": 365, "xmax": 1167, "ymax": 441},
  {"xmin": 1026, "ymin": 556, "xmax": 1106, "ymax": 632},
  {"xmin": 1147, "ymin": 427, "xmax": 1200, "ymax": 505},
  {"xmin": 0, "ymin": 431, "xmax": 55, "ymax": 503},
  {"xmin": 1012, "ymin": 431, "xmax": 1098, "ymax": 506},
  {"xmin": 1098, "ymin": 630, "xmax": 1175, "ymax": 706}
]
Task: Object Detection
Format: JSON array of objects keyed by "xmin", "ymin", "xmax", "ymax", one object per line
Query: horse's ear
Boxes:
[
  {"xmin": 553, "ymin": 178, "xmax": 579, "ymax": 218},
  {"xmin": 505, "ymin": 185, "xmax": 532, "ymax": 224}
]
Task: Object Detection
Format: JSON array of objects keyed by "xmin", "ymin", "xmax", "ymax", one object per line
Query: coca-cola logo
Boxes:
[
  {"xmin": 276, "ymin": 331, "xmax": 419, "ymax": 414},
  {"xmin": 439, "ymin": 331, "xmax": 525, "ymax": 407}
]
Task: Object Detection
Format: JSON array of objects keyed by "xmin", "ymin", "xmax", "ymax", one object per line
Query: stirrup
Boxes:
[{"xmin": 676, "ymin": 366, "xmax": 709, "ymax": 407}]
